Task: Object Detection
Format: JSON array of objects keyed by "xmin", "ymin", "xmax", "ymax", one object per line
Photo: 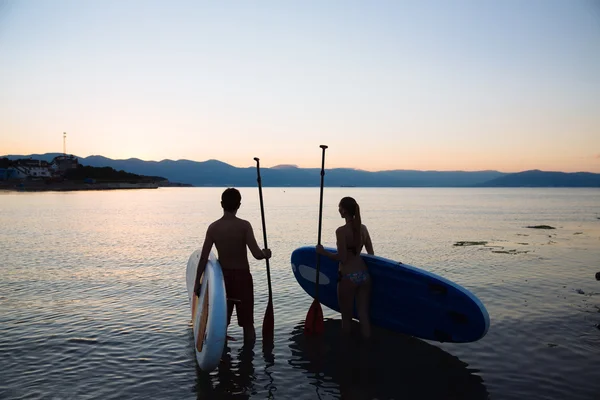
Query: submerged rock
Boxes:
[{"xmin": 527, "ymin": 225, "xmax": 556, "ymax": 229}]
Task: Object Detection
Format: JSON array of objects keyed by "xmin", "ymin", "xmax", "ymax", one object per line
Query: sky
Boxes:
[{"xmin": 1, "ymin": 0, "xmax": 599, "ymax": 172}]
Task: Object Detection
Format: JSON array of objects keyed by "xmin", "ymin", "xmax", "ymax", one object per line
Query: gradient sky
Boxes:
[{"xmin": 1, "ymin": 0, "xmax": 599, "ymax": 172}]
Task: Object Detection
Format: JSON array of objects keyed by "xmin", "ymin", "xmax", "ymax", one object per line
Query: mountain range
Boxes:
[{"xmin": 3, "ymin": 153, "xmax": 600, "ymax": 187}]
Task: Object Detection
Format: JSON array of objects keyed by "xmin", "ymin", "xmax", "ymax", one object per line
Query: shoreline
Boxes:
[{"xmin": 0, "ymin": 181, "xmax": 161, "ymax": 192}]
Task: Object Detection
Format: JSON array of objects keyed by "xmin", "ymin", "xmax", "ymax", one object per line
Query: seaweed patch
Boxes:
[
  {"xmin": 453, "ymin": 241, "xmax": 488, "ymax": 246},
  {"xmin": 492, "ymin": 249, "xmax": 530, "ymax": 255}
]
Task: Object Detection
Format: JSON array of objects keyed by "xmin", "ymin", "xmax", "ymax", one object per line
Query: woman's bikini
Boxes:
[{"xmin": 337, "ymin": 242, "xmax": 370, "ymax": 285}]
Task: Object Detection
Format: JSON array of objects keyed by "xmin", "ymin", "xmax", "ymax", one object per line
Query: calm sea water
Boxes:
[{"xmin": 1, "ymin": 187, "xmax": 599, "ymax": 400}]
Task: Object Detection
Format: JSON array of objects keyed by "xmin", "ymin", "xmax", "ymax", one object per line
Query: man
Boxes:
[{"xmin": 194, "ymin": 188, "xmax": 272, "ymax": 345}]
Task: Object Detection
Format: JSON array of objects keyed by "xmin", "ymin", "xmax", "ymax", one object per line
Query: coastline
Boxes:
[{"xmin": 0, "ymin": 181, "xmax": 161, "ymax": 192}]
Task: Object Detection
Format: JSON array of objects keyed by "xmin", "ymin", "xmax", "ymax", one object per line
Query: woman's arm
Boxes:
[
  {"xmin": 316, "ymin": 228, "xmax": 348, "ymax": 262},
  {"xmin": 362, "ymin": 225, "xmax": 374, "ymax": 255},
  {"xmin": 316, "ymin": 245, "xmax": 338, "ymax": 261}
]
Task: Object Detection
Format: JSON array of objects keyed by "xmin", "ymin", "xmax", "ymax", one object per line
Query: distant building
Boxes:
[
  {"xmin": 0, "ymin": 168, "xmax": 18, "ymax": 180},
  {"xmin": 51, "ymin": 155, "xmax": 79, "ymax": 173},
  {"xmin": 10, "ymin": 159, "xmax": 52, "ymax": 179},
  {"xmin": 0, "ymin": 155, "xmax": 79, "ymax": 181}
]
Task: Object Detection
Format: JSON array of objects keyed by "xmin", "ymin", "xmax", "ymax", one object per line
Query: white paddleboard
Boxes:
[{"xmin": 186, "ymin": 249, "xmax": 227, "ymax": 372}]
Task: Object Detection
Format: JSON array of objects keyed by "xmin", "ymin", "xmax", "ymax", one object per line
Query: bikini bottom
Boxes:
[{"xmin": 338, "ymin": 270, "xmax": 370, "ymax": 285}]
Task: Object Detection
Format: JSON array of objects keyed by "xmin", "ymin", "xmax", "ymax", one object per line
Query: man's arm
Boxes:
[
  {"xmin": 194, "ymin": 227, "xmax": 214, "ymax": 295},
  {"xmin": 245, "ymin": 221, "xmax": 269, "ymax": 260}
]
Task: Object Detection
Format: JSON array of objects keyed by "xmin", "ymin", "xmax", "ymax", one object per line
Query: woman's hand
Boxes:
[{"xmin": 316, "ymin": 244, "xmax": 325, "ymax": 255}]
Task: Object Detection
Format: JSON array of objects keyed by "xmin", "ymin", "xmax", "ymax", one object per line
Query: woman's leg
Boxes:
[
  {"xmin": 337, "ymin": 278, "xmax": 356, "ymax": 336},
  {"xmin": 356, "ymin": 276, "xmax": 372, "ymax": 339}
]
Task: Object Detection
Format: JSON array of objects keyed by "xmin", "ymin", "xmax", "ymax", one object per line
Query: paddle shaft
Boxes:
[
  {"xmin": 303, "ymin": 146, "xmax": 328, "ymax": 335},
  {"xmin": 315, "ymin": 145, "xmax": 328, "ymax": 300},
  {"xmin": 253, "ymin": 158, "xmax": 272, "ymax": 302}
]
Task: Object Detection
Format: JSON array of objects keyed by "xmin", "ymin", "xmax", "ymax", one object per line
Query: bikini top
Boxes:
[
  {"xmin": 346, "ymin": 228, "xmax": 362, "ymax": 256},
  {"xmin": 347, "ymin": 241, "xmax": 363, "ymax": 256}
]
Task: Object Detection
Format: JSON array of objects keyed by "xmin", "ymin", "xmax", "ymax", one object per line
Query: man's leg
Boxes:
[
  {"xmin": 242, "ymin": 324, "xmax": 256, "ymax": 346},
  {"xmin": 237, "ymin": 271, "xmax": 255, "ymax": 346},
  {"xmin": 223, "ymin": 271, "xmax": 236, "ymax": 350}
]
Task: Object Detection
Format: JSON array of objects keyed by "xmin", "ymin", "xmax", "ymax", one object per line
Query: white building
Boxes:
[
  {"xmin": 10, "ymin": 159, "xmax": 53, "ymax": 179},
  {"xmin": 4, "ymin": 155, "xmax": 79, "ymax": 180}
]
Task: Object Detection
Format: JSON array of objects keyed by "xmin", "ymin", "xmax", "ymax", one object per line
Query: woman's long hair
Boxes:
[{"xmin": 339, "ymin": 196, "xmax": 362, "ymax": 247}]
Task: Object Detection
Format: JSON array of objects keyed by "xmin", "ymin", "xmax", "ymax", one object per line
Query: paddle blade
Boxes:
[
  {"xmin": 303, "ymin": 299, "xmax": 324, "ymax": 335},
  {"xmin": 262, "ymin": 300, "xmax": 274, "ymax": 341}
]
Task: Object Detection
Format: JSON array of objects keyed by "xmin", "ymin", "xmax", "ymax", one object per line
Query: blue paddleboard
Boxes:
[{"xmin": 291, "ymin": 246, "xmax": 490, "ymax": 343}]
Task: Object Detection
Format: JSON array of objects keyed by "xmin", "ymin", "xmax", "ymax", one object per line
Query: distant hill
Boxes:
[
  {"xmin": 476, "ymin": 170, "xmax": 600, "ymax": 187},
  {"xmin": 271, "ymin": 164, "xmax": 299, "ymax": 169},
  {"xmin": 4, "ymin": 153, "xmax": 65, "ymax": 162},
  {"xmin": 3, "ymin": 153, "xmax": 599, "ymax": 187}
]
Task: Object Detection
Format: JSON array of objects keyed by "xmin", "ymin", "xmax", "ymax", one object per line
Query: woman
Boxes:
[{"xmin": 316, "ymin": 196, "xmax": 374, "ymax": 339}]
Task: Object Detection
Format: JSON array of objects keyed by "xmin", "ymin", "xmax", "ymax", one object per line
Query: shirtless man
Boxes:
[{"xmin": 193, "ymin": 188, "xmax": 272, "ymax": 346}]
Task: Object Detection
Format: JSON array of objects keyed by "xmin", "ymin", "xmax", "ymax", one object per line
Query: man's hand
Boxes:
[{"xmin": 262, "ymin": 248, "xmax": 272, "ymax": 259}]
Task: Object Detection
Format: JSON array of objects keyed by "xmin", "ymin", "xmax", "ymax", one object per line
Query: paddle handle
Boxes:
[{"xmin": 254, "ymin": 157, "xmax": 272, "ymax": 300}]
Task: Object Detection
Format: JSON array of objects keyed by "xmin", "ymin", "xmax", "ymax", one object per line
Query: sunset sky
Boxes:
[{"xmin": 1, "ymin": 0, "xmax": 599, "ymax": 172}]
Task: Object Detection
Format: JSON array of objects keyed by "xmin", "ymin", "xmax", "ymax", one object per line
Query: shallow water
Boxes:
[{"xmin": 1, "ymin": 187, "xmax": 599, "ymax": 399}]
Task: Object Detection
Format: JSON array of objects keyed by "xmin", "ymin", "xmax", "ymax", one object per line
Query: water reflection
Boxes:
[
  {"xmin": 288, "ymin": 318, "xmax": 489, "ymax": 400},
  {"xmin": 262, "ymin": 342, "xmax": 276, "ymax": 399},
  {"xmin": 194, "ymin": 345, "xmax": 257, "ymax": 399}
]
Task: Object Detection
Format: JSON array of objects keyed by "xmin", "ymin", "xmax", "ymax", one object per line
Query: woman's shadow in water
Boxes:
[{"xmin": 288, "ymin": 318, "xmax": 490, "ymax": 400}]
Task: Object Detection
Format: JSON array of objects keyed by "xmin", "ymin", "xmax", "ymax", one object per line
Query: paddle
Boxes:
[
  {"xmin": 254, "ymin": 157, "xmax": 274, "ymax": 342},
  {"xmin": 304, "ymin": 144, "xmax": 328, "ymax": 335}
]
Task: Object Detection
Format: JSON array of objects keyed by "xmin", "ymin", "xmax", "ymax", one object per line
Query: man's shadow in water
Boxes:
[
  {"xmin": 193, "ymin": 344, "xmax": 257, "ymax": 400},
  {"xmin": 288, "ymin": 318, "xmax": 489, "ymax": 400}
]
